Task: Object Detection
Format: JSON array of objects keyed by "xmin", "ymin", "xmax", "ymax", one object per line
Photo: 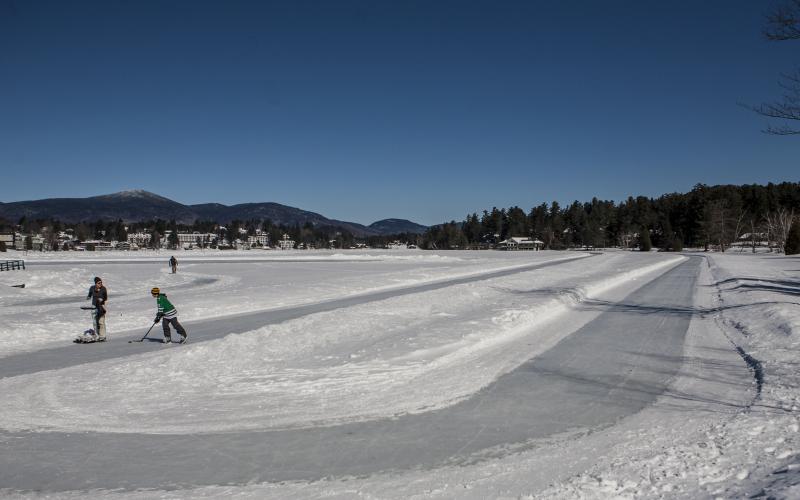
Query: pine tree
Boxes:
[
  {"xmin": 168, "ymin": 231, "xmax": 179, "ymax": 249},
  {"xmin": 462, "ymin": 213, "xmax": 482, "ymax": 245},
  {"xmin": 505, "ymin": 207, "xmax": 528, "ymax": 237},
  {"xmin": 150, "ymin": 230, "xmax": 161, "ymax": 249},
  {"xmin": 116, "ymin": 219, "xmax": 127, "ymax": 242},
  {"xmin": 640, "ymin": 227, "xmax": 652, "ymax": 252},
  {"xmin": 786, "ymin": 219, "xmax": 800, "ymax": 255}
]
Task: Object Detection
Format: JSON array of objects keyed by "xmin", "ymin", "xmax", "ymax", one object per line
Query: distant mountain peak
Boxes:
[
  {"xmin": 91, "ymin": 190, "xmax": 182, "ymax": 206},
  {"xmin": 104, "ymin": 189, "xmax": 167, "ymax": 200},
  {"xmin": 116, "ymin": 189, "xmax": 151, "ymax": 197}
]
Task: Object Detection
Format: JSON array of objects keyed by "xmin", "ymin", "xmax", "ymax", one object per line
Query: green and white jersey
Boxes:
[{"xmin": 156, "ymin": 294, "xmax": 178, "ymax": 318}]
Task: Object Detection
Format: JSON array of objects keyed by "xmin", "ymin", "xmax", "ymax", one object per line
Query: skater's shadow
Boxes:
[{"xmin": 132, "ymin": 337, "xmax": 168, "ymax": 344}]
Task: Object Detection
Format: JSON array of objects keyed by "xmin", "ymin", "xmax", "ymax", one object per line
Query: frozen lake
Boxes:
[{"xmin": 0, "ymin": 249, "xmax": 798, "ymax": 498}]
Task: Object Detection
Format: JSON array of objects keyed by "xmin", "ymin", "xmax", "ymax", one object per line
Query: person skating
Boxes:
[
  {"xmin": 150, "ymin": 287, "xmax": 188, "ymax": 344},
  {"xmin": 169, "ymin": 256, "xmax": 178, "ymax": 274},
  {"xmin": 86, "ymin": 276, "xmax": 108, "ymax": 341}
]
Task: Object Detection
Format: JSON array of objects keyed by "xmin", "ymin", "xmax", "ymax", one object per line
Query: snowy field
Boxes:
[{"xmin": 0, "ymin": 249, "xmax": 798, "ymax": 498}]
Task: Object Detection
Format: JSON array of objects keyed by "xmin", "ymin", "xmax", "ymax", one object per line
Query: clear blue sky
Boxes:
[{"xmin": 1, "ymin": 0, "xmax": 798, "ymax": 226}]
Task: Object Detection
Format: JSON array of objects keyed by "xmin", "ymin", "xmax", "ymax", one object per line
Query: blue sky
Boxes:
[{"xmin": 1, "ymin": 0, "xmax": 798, "ymax": 226}]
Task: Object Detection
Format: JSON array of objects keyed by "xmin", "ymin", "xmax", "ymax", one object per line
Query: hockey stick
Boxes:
[{"xmin": 129, "ymin": 321, "xmax": 158, "ymax": 343}]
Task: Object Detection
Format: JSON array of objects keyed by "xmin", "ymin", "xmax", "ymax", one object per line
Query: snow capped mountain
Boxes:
[{"xmin": 95, "ymin": 189, "xmax": 174, "ymax": 202}]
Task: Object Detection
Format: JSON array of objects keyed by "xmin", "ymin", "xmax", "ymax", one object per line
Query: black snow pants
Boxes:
[{"xmin": 162, "ymin": 316, "xmax": 187, "ymax": 340}]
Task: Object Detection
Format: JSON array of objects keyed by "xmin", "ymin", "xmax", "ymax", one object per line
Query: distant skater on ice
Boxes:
[{"xmin": 169, "ymin": 255, "xmax": 178, "ymax": 274}]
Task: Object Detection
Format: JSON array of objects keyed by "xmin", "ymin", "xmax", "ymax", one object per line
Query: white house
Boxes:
[
  {"xmin": 278, "ymin": 234, "xmax": 295, "ymax": 250},
  {"xmin": 0, "ymin": 233, "xmax": 14, "ymax": 249},
  {"xmin": 83, "ymin": 240, "xmax": 114, "ymax": 251},
  {"xmin": 247, "ymin": 229, "xmax": 270, "ymax": 248},
  {"xmin": 497, "ymin": 236, "xmax": 544, "ymax": 251},
  {"xmin": 174, "ymin": 232, "xmax": 217, "ymax": 249},
  {"xmin": 127, "ymin": 232, "xmax": 152, "ymax": 247}
]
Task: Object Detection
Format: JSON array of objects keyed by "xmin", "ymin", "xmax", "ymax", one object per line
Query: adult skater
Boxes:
[
  {"xmin": 151, "ymin": 287, "xmax": 188, "ymax": 344},
  {"xmin": 169, "ymin": 255, "xmax": 178, "ymax": 274},
  {"xmin": 86, "ymin": 276, "xmax": 108, "ymax": 341}
]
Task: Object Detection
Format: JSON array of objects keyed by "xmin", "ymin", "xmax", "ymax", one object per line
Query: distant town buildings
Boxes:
[{"xmin": 0, "ymin": 232, "xmax": 45, "ymax": 251}]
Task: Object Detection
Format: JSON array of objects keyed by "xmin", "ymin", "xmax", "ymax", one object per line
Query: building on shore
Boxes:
[
  {"xmin": 497, "ymin": 236, "xmax": 544, "ymax": 251},
  {"xmin": 278, "ymin": 234, "xmax": 295, "ymax": 250}
]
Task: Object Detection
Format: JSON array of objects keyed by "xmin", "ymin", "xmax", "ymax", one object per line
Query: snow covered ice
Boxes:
[{"xmin": 0, "ymin": 249, "xmax": 798, "ymax": 499}]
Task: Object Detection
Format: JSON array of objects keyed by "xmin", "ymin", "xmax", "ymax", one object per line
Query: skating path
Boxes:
[{"xmin": 0, "ymin": 256, "xmax": 753, "ymax": 493}]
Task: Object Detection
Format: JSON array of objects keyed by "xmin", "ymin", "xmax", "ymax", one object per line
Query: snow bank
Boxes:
[{"xmin": 536, "ymin": 252, "xmax": 800, "ymax": 499}]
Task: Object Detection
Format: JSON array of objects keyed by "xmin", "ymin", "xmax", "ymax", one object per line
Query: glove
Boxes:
[{"xmin": 154, "ymin": 315, "xmax": 162, "ymax": 323}]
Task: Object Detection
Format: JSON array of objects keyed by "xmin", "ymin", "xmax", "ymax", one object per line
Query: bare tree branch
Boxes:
[
  {"xmin": 749, "ymin": 71, "xmax": 800, "ymax": 134},
  {"xmin": 752, "ymin": 2, "xmax": 800, "ymax": 134},
  {"xmin": 764, "ymin": 0, "xmax": 800, "ymax": 40}
]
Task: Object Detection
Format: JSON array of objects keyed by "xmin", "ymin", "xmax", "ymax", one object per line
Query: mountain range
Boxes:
[{"xmin": 0, "ymin": 190, "xmax": 429, "ymax": 237}]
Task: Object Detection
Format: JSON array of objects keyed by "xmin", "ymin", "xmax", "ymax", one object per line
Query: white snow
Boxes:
[{"xmin": 1, "ymin": 248, "xmax": 798, "ymax": 498}]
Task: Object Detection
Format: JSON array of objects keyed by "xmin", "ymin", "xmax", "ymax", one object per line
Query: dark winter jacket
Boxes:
[{"xmin": 87, "ymin": 285, "xmax": 108, "ymax": 317}]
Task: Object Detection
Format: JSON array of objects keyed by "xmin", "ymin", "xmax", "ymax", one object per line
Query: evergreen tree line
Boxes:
[{"xmin": 421, "ymin": 183, "xmax": 800, "ymax": 253}]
